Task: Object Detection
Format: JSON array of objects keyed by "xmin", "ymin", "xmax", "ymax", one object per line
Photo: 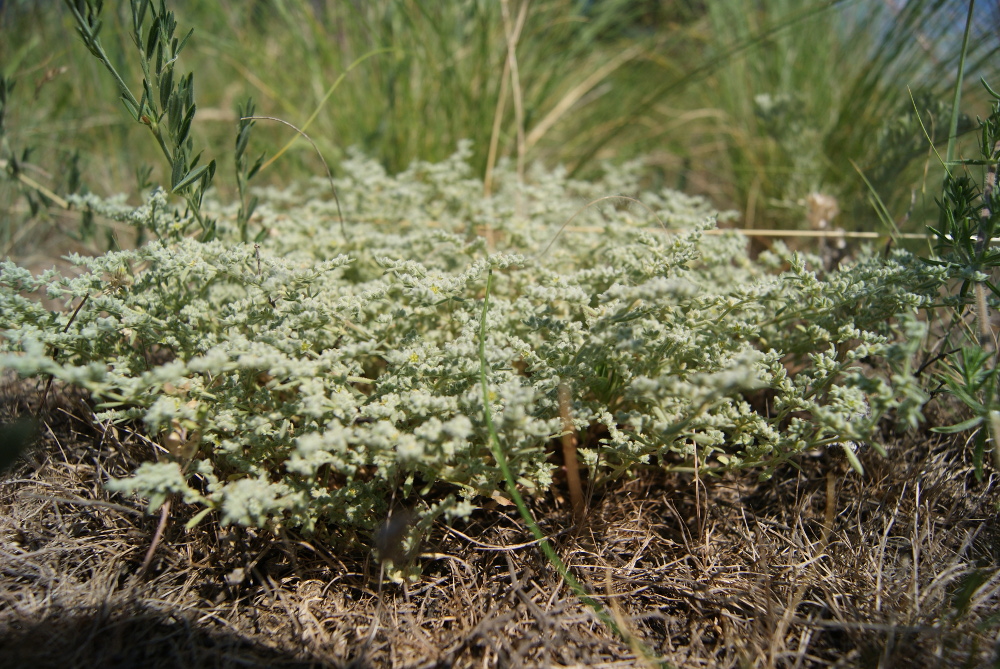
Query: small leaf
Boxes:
[
  {"xmin": 170, "ymin": 153, "xmax": 185, "ymax": 189},
  {"xmin": 134, "ymin": 0, "xmax": 149, "ymax": 31},
  {"xmin": 176, "ymin": 102, "xmax": 196, "ymax": 144},
  {"xmin": 172, "ymin": 163, "xmax": 210, "ymax": 193},
  {"xmin": 930, "ymin": 415, "xmax": 984, "ymax": 434},
  {"xmin": 842, "ymin": 442, "xmax": 864, "ymax": 475},
  {"xmin": 986, "ymin": 280, "xmax": 1000, "ymax": 301},
  {"xmin": 144, "ymin": 19, "xmax": 160, "ymax": 60},
  {"xmin": 158, "ymin": 67, "xmax": 173, "ymax": 110},
  {"xmin": 246, "ymin": 153, "xmax": 265, "ymax": 181},
  {"xmin": 235, "ymin": 126, "xmax": 250, "ymax": 157},
  {"xmin": 491, "ymin": 490, "xmax": 513, "ymax": 506},
  {"xmin": 175, "ymin": 27, "xmax": 194, "ymax": 56},
  {"xmin": 121, "ymin": 95, "xmax": 139, "ymax": 121},
  {"xmin": 147, "ymin": 492, "xmax": 167, "ymax": 514},
  {"xmin": 983, "ymin": 77, "xmax": 1000, "ymax": 100},
  {"xmin": 185, "ymin": 506, "xmax": 214, "ymax": 531}
]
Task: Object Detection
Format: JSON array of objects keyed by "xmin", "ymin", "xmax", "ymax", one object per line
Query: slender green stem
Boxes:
[
  {"xmin": 87, "ymin": 41, "xmax": 142, "ymax": 116},
  {"xmin": 258, "ymin": 48, "xmax": 397, "ymax": 174},
  {"xmin": 947, "ymin": 0, "xmax": 975, "ymax": 165},
  {"xmin": 478, "ymin": 268, "xmax": 669, "ymax": 669},
  {"xmin": 146, "ymin": 119, "xmax": 175, "ymax": 166}
]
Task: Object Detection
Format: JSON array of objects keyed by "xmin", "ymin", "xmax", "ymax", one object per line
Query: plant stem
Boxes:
[
  {"xmin": 478, "ymin": 267, "xmax": 669, "ymax": 669},
  {"xmin": 558, "ymin": 382, "xmax": 585, "ymax": 524},
  {"xmin": 946, "ymin": 0, "xmax": 975, "ymax": 165}
]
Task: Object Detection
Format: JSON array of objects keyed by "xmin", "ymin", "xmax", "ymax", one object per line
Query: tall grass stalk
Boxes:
[
  {"xmin": 947, "ymin": 0, "xmax": 977, "ymax": 165},
  {"xmin": 212, "ymin": 0, "xmax": 670, "ymax": 177},
  {"xmin": 2, "ymin": 1, "xmax": 997, "ymax": 258},
  {"xmin": 1, "ymin": 2, "xmax": 669, "ymax": 207}
]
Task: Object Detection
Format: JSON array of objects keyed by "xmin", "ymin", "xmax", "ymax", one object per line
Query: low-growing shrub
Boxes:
[{"xmin": 0, "ymin": 145, "xmax": 943, "ymax": 537}]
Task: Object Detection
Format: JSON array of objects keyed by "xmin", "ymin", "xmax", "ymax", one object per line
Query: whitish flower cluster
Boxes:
[{"xmin": 0, "ymin": 143, "xmax": 943, "ymax": 534}]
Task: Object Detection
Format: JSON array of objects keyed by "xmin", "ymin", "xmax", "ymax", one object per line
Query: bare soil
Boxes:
[{"xmin": 1, "ymin": 377, "xmax": 998, "ymax": 669}]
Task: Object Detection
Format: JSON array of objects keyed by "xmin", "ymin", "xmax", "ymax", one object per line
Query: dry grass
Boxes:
[{"xmin": 1, "ymin": 375, "xmax": 998, "ymax": 668}]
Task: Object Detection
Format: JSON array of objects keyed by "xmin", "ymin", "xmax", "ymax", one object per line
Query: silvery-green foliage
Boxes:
[{"xmin": 0, "ymin": 144, "xmax": 943, "ymax": 533}]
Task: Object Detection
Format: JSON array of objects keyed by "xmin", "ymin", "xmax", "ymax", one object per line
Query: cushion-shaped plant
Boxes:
[{"xmin": 0, "ymin": 144, "xmax": 941, "ymax": 534}]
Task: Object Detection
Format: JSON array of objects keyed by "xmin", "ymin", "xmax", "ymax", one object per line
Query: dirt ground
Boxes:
[{"xmin": 1, "ymin": 376, "xmax": 998, "ymax": 669}]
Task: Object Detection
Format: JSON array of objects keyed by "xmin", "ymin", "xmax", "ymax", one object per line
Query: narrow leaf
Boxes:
[
  {"xmin": 172, "ymin": 163, "xmax": 210, "ymax": 192},
  {"xmin": 930, "ymin": 415, "xmax": 984, "ymax": 434}
]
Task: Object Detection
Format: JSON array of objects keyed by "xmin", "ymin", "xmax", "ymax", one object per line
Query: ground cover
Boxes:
[
  {"xmin": 0, "ymin": 147, "xmax": 997, "ymax": 668},
  {"xmin": 1, "ymin": 2, "xmax": 1000, "ymax": 667},
  {"xmin": 1, "ymin": 374, "xmax": 997, "ymax": 668}
]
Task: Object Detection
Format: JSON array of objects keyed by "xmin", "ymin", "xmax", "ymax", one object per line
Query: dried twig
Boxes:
[{"xmin": 135, "ymin": 497, "xmax": 171, "ymax": 581}]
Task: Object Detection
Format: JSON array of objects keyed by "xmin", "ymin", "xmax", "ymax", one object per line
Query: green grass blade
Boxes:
[
  {"xmin": 946, "ymin": 0, "xmax": 976, "ymax": 165},
  {"xmin": 477, "ymin": 267, "xmax": 670, "ymax": 669}
]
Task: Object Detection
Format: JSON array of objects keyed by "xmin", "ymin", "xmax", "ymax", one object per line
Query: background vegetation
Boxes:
[{"xmin": 2, "ymin": 0, "xmax": 999, "ymax": 261}]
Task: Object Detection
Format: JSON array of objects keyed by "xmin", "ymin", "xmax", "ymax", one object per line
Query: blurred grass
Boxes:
[
  {"xmin": 0, "ymin": 0, "xmax": 997, "ymax": 260},
  {"xmin": 698, "ymin": 0, "xmax": 993, "ymax": 232}
]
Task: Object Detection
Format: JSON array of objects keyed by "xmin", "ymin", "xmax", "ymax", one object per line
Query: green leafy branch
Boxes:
[
  {"xmin": 64, "ymin": 0, "xmax": 220, "ymax": 240},
  {"xmin": 921, "ymin": 0, "xmax": 1000, "ymax": 478},
  {"xmin": 234, "ymin": 98, "xmax": 264, "ymax": 243}
]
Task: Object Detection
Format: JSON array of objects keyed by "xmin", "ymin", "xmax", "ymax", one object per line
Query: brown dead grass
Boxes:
[{"xmin": 1, "ymin": 375, "xmax": 998, "ymax": 669}]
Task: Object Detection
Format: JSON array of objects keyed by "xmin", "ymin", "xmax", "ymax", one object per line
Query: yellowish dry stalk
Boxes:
[
  {"xmin": 561, "ymin": 225, "xmax": 943, "ymax": 240},
  {"xmin": 499, "ymin": 0, "xmax": 529, "ymax": 195},
  {"xmin": 557, "ymin": 383, "xmax": 585, "ymax": 524}
]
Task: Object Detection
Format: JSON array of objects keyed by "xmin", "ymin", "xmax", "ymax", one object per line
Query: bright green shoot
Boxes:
[{"xmin": 478, "ymin": 267, "xmax": 669, "ymax": 669}]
